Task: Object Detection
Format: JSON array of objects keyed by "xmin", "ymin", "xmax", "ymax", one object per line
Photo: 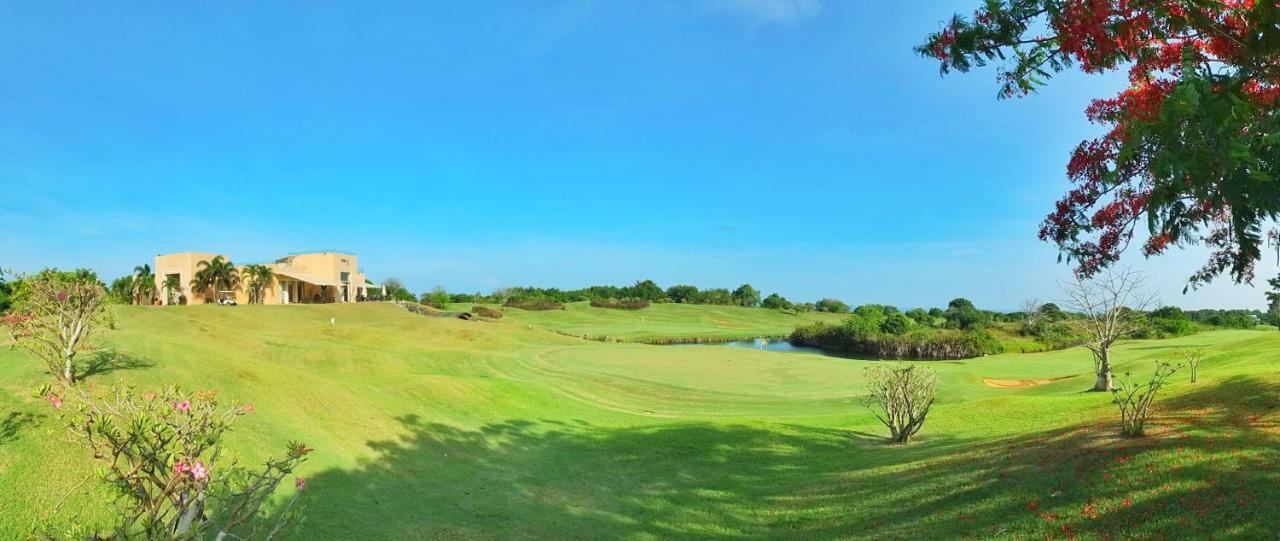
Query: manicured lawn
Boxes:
[
  {"xmin": 1, "ymin": 304, "xmax": 1277, "ymax": 538},
  {"xmin": 457, "ymin": 301, "xmax": 848, "ymax": 342}
]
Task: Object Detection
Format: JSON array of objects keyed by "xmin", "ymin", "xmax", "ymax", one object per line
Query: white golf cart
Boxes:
[{"xmin": 217, "ymin": 291, "xmax": 238, "ymax": 306}]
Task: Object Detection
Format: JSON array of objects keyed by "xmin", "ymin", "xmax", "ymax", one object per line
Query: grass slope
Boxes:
[
  {"xmin": 465, "ymin": 301, "xmax": 847, "ymax": 342},
  {"xmin": 0, "ymin": 304, "xmax": 1278, "ymax": 539}
]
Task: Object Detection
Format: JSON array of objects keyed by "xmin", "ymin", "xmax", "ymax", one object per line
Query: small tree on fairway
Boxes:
[
  {"xmin": 1059, "ymin": 268, "xmax": 1157, "ymax": 392},
  {"xmin": 1111, "ymin": 362, "xmax": 1180, "ymax": 437},
  {"xmin": 865, "ymin": 363, "xmax": 937, "ymax": 444},
  {"xmin": 1181, "ymin": 348, "xmax": 1206, "ymax": 384},
  {"xmin": 1, "ymin": 269, "xmax": 107, "ymax": 386}
]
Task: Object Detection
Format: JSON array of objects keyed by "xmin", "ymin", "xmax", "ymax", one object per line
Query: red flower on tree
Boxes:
[{"xmin": 920, "ymin": 0, "xmax": 1280, "ymax": 287}]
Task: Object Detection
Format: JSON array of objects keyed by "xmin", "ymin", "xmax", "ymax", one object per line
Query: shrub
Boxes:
[
  {"xmin": 1181, "ymin": 347, "xmax": 1205, "ymax": 383},
  {"xmin": 761, "ymin": 293, "xmax": 792, "ymax": 310},
  {"xmin": 41, "ymin": 384, "xmax": 311, "ymax": 538},
  {"xmin": 790, "ymin": 322, "xmax": 1001, "ymax": 360},
  {"xmin": 2, "ymin": 269, "xmax": 107, "ymax": 386},
  {"xmin": 815, "ymin": 298, "xmax": 850, "ymax": 313},
  {"xmin": 503, "ymin": 298, "xmax": 565, "ymax": 311},
  {"xmin": 865, "ymin": 363, "xmax": 937, "ymax": 443},
  {"xmin": 473, "ymin": 306, "xmax": 503, "ymax": 319},
  {"xmin": 590, "ymin": 298, "xmax": 651, "ymax": 310},
  {"xmin": 1111, "ymin": 362, "xmax": 1180, "ymax": 437}
]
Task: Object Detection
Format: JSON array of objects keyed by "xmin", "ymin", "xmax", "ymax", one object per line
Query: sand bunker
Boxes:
[{"xmin": 982, "ymin": 375, "xmax": 1078, "ymax": 388}]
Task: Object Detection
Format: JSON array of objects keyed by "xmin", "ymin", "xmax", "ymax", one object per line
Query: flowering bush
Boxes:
[
  {"xmin": 3, "ymin": 269, "xmax": 107, "ymax": 386},
  {"xmin": 39, "ymin": 384, "xmax": 311, "ymax": 539}
]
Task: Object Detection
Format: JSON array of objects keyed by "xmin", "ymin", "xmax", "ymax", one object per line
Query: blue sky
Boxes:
[{"xmin": 0, "ymin": 0, "xmax": 1270, "ymax": 309}]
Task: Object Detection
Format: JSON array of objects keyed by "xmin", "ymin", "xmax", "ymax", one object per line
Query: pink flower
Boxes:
[
  {"xmin": 190, "ymin": 461, "xmax": 208, "ymax": 481},
  {"xmin": 55, "ymin": 291, "xmax": 67, "ymax": 302},
  {"xmin": 46, "ymin": 393, "xmax": 63, "ymax": 409},
  {"xmin": 174, "ymin": 400, "xmax": 191, "ymax": 412},
  {"xmin": 295, "ymin": 477, "xmax": 307, "ymax": 491},
  {"xmin": 173, "ymin": 461, "xmax": 191, "ymax": 475},
  {"xmin": 243, "ymin": 403, "xmax": 255, "ymax": 413}
]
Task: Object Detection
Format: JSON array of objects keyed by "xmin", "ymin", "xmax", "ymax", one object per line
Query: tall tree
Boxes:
[
  {"xmin": 190, "ymin": 256, "xmax": 239, "ymax": 304},
  {"xmin": 1059, "ymin": 268, "xmax": 1157, "ymax": 391},
  {"xmin": 132, "ymin": 264, "xmax": 157, "ymax": 306},
  {"xmin": 920, "ymin": 2, "xmax": 1280, "ymax": 287},
  {"xmin": 242, "ymin": 264, "xmax": 275, "ymax": 304},
  {"xmin": 1266, "ymin": 274, "xmax": 1280, "ymax": 326},
  {"xmin": 732, "ymin": 284, "xmax": 761, "ymax": 307}
]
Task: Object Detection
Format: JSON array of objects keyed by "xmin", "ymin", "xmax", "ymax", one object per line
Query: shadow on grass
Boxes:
[
  {"xmin": 80, "ymin": 351, "xmax": 154, "ymax": 380},
  {"xmin": 0, "ymin": 411, "xmax": 37, "ymax": 446},
  {"xmin": 274, "ymin": 376, "xmax": 1280, "ymax": 539}
]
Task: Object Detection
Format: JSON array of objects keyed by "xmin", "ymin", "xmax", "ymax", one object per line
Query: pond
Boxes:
[{"xmin": 694, "ymin": 337, "xmax": 861, "ymax": 359}]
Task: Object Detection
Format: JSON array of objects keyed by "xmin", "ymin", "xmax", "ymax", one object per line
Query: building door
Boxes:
[{"xmin": 280, "ymin": 281, "xmax": 289, "ymax": 304}]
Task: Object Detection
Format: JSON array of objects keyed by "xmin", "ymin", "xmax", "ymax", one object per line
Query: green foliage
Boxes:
[
  {"xmin": 814, "ymin": 298, "xmax": 850, "ymax": 314},
  {"xmin": 590, "ymin": 298, "xmax": 651, "ymax": 310},
  {"xmin": 1140, "ymin": 306, "xmax": 1197, "ymax": 339},
  {"xmin": 107, "ymin": 275, "xmax": 135, "ymax": 305},
  {"xmin": 420, "ymin": 286, "xmax": 451, "ymax": 308},
  {"xmin": 383, "ymin": 278, "xmax": 416, "ymax": 303},
  {"xmin": 665, "ymin": 284, "xmax": 700, "ymax": 304},
  {"xmin": 1186, "ymin": 309, "xmax": 1261, "ymax": 329},
  {"xmin": 241, "ymin": 264, "xmax": 275, "ymax": 305},
  {"xmin": 760, "ymin": 293, "xmax": 792, "ymax": 311},
  {"xmin": 791, "ymin": 321, "xmax": 1002, "ymax": 360},
  {"xmin": 1268, "ymin": 274, "xmax": 1280, "ymax": 326},
  {"xmin": 731, "ymin": 284, "xmax": 760, "ymax": 308},
  {"xmin": 629, "ymin": 280, "xmax": 666, "ymax": 302},
  {"xmin": 943, "ymin": 298, "xmax": 991, "ymax": 330},
  {"xmin": 0, "ymin": 270, "xmax": 12, "ymax": 314},
  {"xmin": 880, "ymin": 312, "xmax": 915, "ymax": 335}
]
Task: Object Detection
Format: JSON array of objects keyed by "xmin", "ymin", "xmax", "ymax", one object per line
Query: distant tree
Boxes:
[
  {"xmin": 132, "ymin": 264, "xmax": 157, "ymax": 306},
  {"xmin": 905, "ymin": 308, "xmax": 932, "ymax": 326},
  {"xmin": 665, "ymin": 284, "xmax": 700, "ymax": 304},
  {"xmin": 2, "ymin": 269, "xmax": 107, "ymax": 386},
  {"xmin": 943, "ymin": 298, "xmax": 990, "ymax": 330},
  {"xmin": 0, "ymin": 269, "xmax": 12, "ymax": 313},
  {"xmin": 732, "ymin": 284, "xmax": 761, "ymax": 307},
  {"xmin": 1267, "ymin": 274, "xmax": 1280, "ymax": 326},
  {"xmin": 815, "ymin": 298, "xmax": 851, "ymax": 314},
  {"xmin": 880, "ymin": 312, "xmax": 915, "ymax": 335},
  {"xmin": 190, "ymin": 256, "xmax": 239, "ymax": 304},
  {"xmin": 241, "ymin": 264, "xmax": 275, "ymax": 304},
  {"xmin": 420, "ymin": 286, "xmax": 451, "ymax": 308},
  {"xmin": 702, "ymin": 288, "xmax": 734, "ymax": 305},
  {"xmin": 629, "ymin": 280, "xmax": 666, "ymax": 302},
  {"xmin": 793, "ymin": 302, "xmax": 815, "ymax": 314},
  {"xmin": 108, "ymin": 276, "xmax": 135, "ymax": 305},
  {"xmin": 761, "ymin": 293, "xmax": 792, "ymax": 310},
  {"xmin": 1060, "ymin": 269, "xmax": 1158, "ymax": 392},
  {"xmin": 1037, "ymin": 302, "xmax": 1066, "ymax": 321},
  {"xmin": 383, "ymin": 278, "xmax": 416, "ymax": 303}
]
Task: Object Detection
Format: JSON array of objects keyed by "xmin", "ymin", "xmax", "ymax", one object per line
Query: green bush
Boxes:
[
  {"xmin": 503, "ymin": 299, "xmax": 565, "ymax": 311},
  {"xmin": 589, "ymin": 298, "xmax": 651, "ymax": 310},
  {"xmin": 790, "ymin": 322, "xmax": 1001, "ymax": 360}
]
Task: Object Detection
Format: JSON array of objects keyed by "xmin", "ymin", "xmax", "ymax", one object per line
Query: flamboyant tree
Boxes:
[{"xmin": 920, "ymin": 1, "xmax": 1280, "ymax": 287}]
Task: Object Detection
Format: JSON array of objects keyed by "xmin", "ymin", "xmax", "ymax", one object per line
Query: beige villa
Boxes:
[{"xmin": 153, "ymin": 251, "xmax": 385, "ymax": 305}]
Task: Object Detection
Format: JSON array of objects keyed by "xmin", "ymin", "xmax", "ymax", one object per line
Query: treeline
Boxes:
[
  {"xmin": 413, "ymin": 280, "xmax": 835, "ymax": 311},
  {"xmin": 789, "ymin": 300, "xmax": 1004, "ymax": 360}
]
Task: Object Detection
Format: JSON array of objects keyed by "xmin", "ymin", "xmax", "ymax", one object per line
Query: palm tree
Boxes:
[
  {"xmin": 242, "ymin": 264, "xmax": 275, "ymax": 304},
  {"xmin": 132, "ymin": 264, "xmax": 158, "ymax": 305},
  {"xmin": 162, "ymin": 274, "xmax": 183, "ymax": 305},
  {"xmin": 190, "ymin": 256, "xmax": 240, "ymax": 304}
]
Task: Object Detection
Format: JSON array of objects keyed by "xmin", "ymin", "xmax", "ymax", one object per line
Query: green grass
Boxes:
[
  {"xmin": 458, "ymin": 301, "xmax": 848, "ymax": 342},
  {"xmin": 2, "ymin": 303, "xmax": 1279, "ymax": 539}
]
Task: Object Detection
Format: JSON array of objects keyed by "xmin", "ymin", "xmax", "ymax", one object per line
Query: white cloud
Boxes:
[{"xmin": 701, "ymin": 0, "xmax": 821, "ymax": 25}]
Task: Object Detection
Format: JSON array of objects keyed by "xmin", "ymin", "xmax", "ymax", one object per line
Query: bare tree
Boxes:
[
  {"xmin": 864, "ymin": 363, "xmax": 938, "ymax": 444},
  {"xmin": 1181, "ymin": 347, "xmax": 1206, "ymax": 383},
  {"xmin": 1, "ymin": 269, "xmax": 107, "ymax": 386},
  {"xmin": 1059, "ymin": 268, "xmax": 1157, "ymax": 392}
]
